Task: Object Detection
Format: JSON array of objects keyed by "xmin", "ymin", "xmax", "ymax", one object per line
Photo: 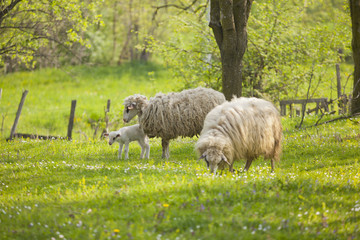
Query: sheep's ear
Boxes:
[
  {"xmin": 221, "ymin": 155, "xmax": 231, "ymax": 166},
  {"xmin": 104, "ymin": 133, "xmax": 109, "ymax": 137},
  {"xmin": 128, "ymin": 103, "xmax": 136, "ymax": 110},
  {"xmin": 198, "ymin": 154, "xmax": 206, "ymax": 160},
  {"xmin": 116, "ymin": 134, "xmax": 121, "ymax": 138}
]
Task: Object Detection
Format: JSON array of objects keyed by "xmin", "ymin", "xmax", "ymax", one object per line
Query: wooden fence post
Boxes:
[
  {"xmin": 99, "ymin": 99, "xmax": 111, "ymax": 139},
  {"xmin": 348, "ymin": 94, "xmax": 352, "ymax": 113},
  {"xmin": 105, "ymin": 99, "xmax": 111, "ymax": 133},
  {"xmin": 336, "ymin": 63, "xmax": 346, "ymax": 114},
  {"xmin": 9, "ymin": 90, "xmax": 29, "ymax": 140},
  {"xmin": 336, "ymin": 64, "xmax": 342, "ymax": 99},
  {"xmin": 279, "ymin": 101, "xmax": 286, "ymax": 116},
  {"xmin": 67, "ymin": 100, "xmax": 77, "ymax": 140}
]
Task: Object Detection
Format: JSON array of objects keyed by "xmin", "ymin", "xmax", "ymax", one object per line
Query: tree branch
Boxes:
[
  {"xmin": 31, "ymin": 35, "xmax": 83, "ymax": 62},
  {"xmin": 297, "ymin": 62, "xmax": 315, "ymax": 129},
  {"xmin": 152, "ymin": 0, "xmax": 200, "ymax": 21},
  {"xmin": 153, "ymin": 0, "xmax": 199, "ymax": 11},
  {"xmin": 0, "ymin": 0, "xmax": 22, "ymax": 24},
  {"xmin": 209, "ymin": 0, "xmax": 222, "ymax": 49}
]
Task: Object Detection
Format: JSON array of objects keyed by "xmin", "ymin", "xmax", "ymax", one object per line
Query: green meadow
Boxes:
[
  {"xmin": 0, "ymin": 62, "xmax": 176, "ymax": 139},
  {"xmin": 0, "ymin": 64, "xmax": 359, "ymax": 239}
]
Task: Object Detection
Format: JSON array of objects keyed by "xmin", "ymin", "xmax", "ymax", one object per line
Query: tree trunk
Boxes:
[
  {"xmin": 209, "ymin": 0, "xmax": 253, "ymax": 100},
  {"xmin": 118, "ymin": 0, "xmax": 133, "ymax": 65},
  {"xmin": 350, "ymin": 0, "xmax": 360, "ymax": 114},
  {"xmin": 112, "ymin": 2, "xmax": 118, "ymax": 65}
]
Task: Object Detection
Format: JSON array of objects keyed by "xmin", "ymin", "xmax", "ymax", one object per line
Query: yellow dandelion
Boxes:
[
  {"xmin": 163, "ymin": 204, "xmax": 169, "ymax": 208},
  {"xmin": 113, "ymin": 229, "xmax": 120, "ymax": 233}
]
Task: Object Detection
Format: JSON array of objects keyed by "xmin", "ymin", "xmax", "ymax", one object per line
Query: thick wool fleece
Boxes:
[
  {"xmin": 124, "ymin": 87, "xmax": 226, "ymax": 141},
  {"xmin": 196, "ymin": 97, "xmax": 282, "ymax": 170}
]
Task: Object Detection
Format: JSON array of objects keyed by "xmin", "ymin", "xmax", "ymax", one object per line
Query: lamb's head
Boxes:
[
  {"xmin": 123, "ymin": 94, "xmax": 148, "ymax": 123},
  {"xmin": 104, "ymin": 132, "xmax": 120, "ymax": 145},
  {"xmin": 199, "ymin": 147, "xmax": 231, "ymax": 174}
]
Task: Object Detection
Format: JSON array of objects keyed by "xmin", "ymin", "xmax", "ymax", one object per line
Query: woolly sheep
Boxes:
[
  {"xmin": 195, "ymin": 97, "xmax": 282, "ymax": 174},
  {"xmin": 123, "ymin": 87, "xmax": 226, "ymax": 158},
  {"xmin": 104, "ymin": 124, "xmax": 150, "ymax": 160}
]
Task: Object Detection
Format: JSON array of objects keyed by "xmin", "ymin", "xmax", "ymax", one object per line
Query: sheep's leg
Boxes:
[
  {"xmin": 243, "ymin": 158, "xmax": 253, "ymax": 172},
  {"xmin": 229, "ymin": 164, "xmax": 234, "ymax": 173},
  {"xmin": 138, "ymin": 138, "xmax": 150, "ymax": 159},
  {"xmin": 161, "ymin": 139, "xmax": 170, "ymax": 159},
  {"xmin": 270, "ymin": 159, "xmax": 275, "ymax": 173},
  {"xmin": 124, "ymin": 143, "xmax": 130, "ymax": 160},
  {"xmin": 118, "ymin": 143, "xmax": 123, "ymax": 159},
  {"xmin": 165, "ymin": 144, "xmax": 170, "ymax": 159}
]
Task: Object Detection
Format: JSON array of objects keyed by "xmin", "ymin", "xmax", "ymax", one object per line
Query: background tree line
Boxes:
[{"xmin": 1, "ymin": 0, "xmax": 359, "ymax": 114}]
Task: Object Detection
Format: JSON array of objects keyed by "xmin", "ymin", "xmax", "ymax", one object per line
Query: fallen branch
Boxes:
[
  {"xmin": 304, "ymin": 113, "xmax": 360, "ymax": 129},
  {"xmin": 7, "ymin": 133, "xmax": 66, "ymax": 141}
]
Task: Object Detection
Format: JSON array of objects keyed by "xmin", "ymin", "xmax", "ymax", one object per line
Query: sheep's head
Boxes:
[
  {"xmin": 104, "ymin": 132, "xmax": 120, "ymax": 145},
  {"xmin": 123, "ymin": 94, "xmax": 148, "ymax": 123},
  {"xmin": 199, "ymin": 148, "xmax": 230, "ymax": 174}
]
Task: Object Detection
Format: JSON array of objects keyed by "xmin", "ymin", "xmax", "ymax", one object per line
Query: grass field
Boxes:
[{"xmin": 0, "ymin": 64, "xmax": 359, "ymax": 239}]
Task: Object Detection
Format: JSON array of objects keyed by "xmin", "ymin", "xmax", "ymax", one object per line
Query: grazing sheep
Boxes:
[
  {"xmin": 104, "ymin": 124, "xmax": 150, "ymax": 160},
  {"xmin": 123, "ymin": 87, "xmax": 226, "ymax": 158},
  {"xmin": 195, "ymin": 97, "xmax": 282, "ymax": 173}
]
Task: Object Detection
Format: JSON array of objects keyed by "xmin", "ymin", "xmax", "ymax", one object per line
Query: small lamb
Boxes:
[{"xmin": 104, "ymin": 124, "xmax": 150, "ymax": 160}]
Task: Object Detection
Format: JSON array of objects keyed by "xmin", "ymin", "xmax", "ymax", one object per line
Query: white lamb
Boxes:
[
  {"xmin": 104, "ymin": 124, "xmax": 150, "ymax": 160},
  {"xmin": 123, "ymin": 87, "xmax": 226, "ymax": 159},
  {"xmin": 196, "ymin": 97, "xmax": 282, "ymax": 174}
]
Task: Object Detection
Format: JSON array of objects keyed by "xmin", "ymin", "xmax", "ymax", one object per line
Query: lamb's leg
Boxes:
[
  {"xmin": 137, "ymin": 140, "xmax": 145, "ymax": 159},
  {"xmin": 243, "ymin": 158, "xmax": 253, "ymax": 172},
  {"xmin": 161, "ymin": 139, "xmax": 170, "ymax": 159},
  {"xmin": 118, "ymin": 143, "xmax": 123, "ymax": 159},
  {"xmin": 144, "ymin": 140, "xmax": 150, "ymax": 159},
  {"xmin": 124, "ymin": 143, "xmax": 129, "ymax": 160}
]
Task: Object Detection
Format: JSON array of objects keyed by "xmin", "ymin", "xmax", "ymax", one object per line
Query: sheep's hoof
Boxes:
[{"xmin": 232, "ymin": 169, "xmax": 242, "ymax": 174}]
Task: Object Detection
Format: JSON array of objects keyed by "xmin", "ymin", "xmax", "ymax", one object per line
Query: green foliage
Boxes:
[
  {"xmin": 0, "ymin": 0, "xmax": 103, "ymax": 67},
  {"xmin": 149, "ymin": 0, "xmax": 352, "ymax": 101},
  {"xmin": 148, "ymin": 12, "xmax": 223, "ymax": 92},
  {"xmin": 87, "ymin": 0, "xmax": 174, "ymax": 65},
  {"xmin": 244, "ymin": 0, "xmax": 352, "ymax": 101}
]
